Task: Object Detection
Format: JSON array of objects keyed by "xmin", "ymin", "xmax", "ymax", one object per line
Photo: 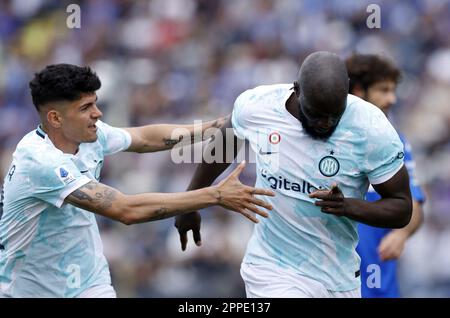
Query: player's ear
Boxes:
[
  {"xmin": 47, "ymin": 109, "xmax": 63, "ymax": 128},
  {"xmin": 293, "ymin": 81, "xmax": 300, "ymax": 97},
  {"xmin": 351, "ymin": 83, "xmax": 365, "ymax": 99}
]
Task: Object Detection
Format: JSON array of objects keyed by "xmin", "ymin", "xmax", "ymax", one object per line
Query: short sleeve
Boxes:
[
  {"xmin": 364, "ymin": 109, "xmax": 405, "ymax": 185},
  {"xmin": 96, "ymin": 120, "xmax": 132, "ymax": 156},
  {"xmin": 231, "ymin": 89, "xmax": 256, "ymax": 140},
  {"xmin": 29, "ymin": 157, "xmax": 91, "ymax": 208}
]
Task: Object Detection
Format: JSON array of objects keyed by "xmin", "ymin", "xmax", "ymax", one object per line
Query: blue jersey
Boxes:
[
  {"xmin": 357, "ymin": 134, "xmax": 425, "ymax": 298},
  {"xmin": 232, "ymin": 84, "xmax": 405, "ymax": 292},
  {"xmin": 0, "ymin": 121, "xmax": 131, "ymax": 297}
]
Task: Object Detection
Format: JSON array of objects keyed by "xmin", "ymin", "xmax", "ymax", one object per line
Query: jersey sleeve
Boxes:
[
  {"xmin": 96, "ymin": 120, "xmax": 132, "ymax": 156},
  {"xmin": 29, "ymin": 156, "xmax": 91, "ymax": 208},
  {"xmin": 364, "ymin": 109, "xmax": 405, "ymax": 185},
  {"xmin": 231, "ymin": 88, "xmax": 257, "ymax": 140},
  {"xmin": 400, "ymin": 135, "xmax": 426, "ymax": 203}
]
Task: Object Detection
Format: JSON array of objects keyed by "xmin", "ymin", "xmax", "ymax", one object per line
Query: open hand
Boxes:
[{"xmin": 215, "ymin": 161, "xmax": 275, "ymax": 223}]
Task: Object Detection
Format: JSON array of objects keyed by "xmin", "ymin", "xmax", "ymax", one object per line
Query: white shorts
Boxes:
[
  {"xmin": 241, "ymin": 263, "xmax": 360, "ymax": 298},
  {"xmin": 77, "ymin": 284, "xmax": 117, "ymax": 298}
]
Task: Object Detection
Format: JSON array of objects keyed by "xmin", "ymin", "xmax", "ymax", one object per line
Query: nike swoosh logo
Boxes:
[
  {"xmin": 259, "ymin": 148, "xmax": 278, "ymax": 155},
  {"xmin": 80, "ymin": 170, "xmax": 89, "ymax": 173}
]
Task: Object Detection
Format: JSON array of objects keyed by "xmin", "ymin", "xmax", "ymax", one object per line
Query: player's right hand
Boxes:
[
  {"xmin": 214, "ymin": 161, "xmax": 274, "ymax": 223},
  {"xmin": 175, "ymin": 211, "xmax": 202, "ymax": 251}
]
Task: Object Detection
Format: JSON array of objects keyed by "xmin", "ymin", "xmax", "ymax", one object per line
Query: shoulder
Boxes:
[
  {"xmin": 14, "ymin": 132, "xmax": 65, "ymax": 169},
  {"xmin": 92, "ymin": 119, "xmax": 120, "ymax": 147},
  {"xmin": 14, "ymin": 131, "xmax": 63, "ymax": 164},
  {"xmin": 235, "ymin": 84, "xmax": 291, "ymax": 104},
  {"xmin": 233, "ymin": 84, "xmax": 291, "ymax": 120},
  {"xmin": 92, "ymin": 119, "xmax": 132, "ymax": 155},
  {"xmin": 346, "ymin": 94, "xmax": 386, "ymax": 120},
  {"xmin": 344, "ymin": 94, "xmax": 396, "ymax": 137},
  {"xmin": 95, "ymin": 119, "xmax": 129, "ymax": 140},
  {"xmin": 94, "ymin": 120, "xmax": 109, "ymax": 139}
]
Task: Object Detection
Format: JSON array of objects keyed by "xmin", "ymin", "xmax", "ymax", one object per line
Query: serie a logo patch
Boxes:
[{"xmin": 54, "ymin": 166, "xmax": 76, "ymax": 185}]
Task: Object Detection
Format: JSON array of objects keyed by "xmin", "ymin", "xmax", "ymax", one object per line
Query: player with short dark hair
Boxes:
[
  {"xmin": 346, "ymin": 53, "xmax": 425, "ymax": 298},
  {"xmin": 0, "ymin": 63, "xmax": 274, "ymax": 298}
]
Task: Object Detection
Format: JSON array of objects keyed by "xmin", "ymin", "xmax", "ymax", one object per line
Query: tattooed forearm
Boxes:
[
  {"xmin": 161, "ymin": 115, "xmax": 230, "ymax": 149},
  {"xmin": 163, "ymin": 135, "xmax": 183, "ymax": 146},
  {"xmin": 68, "ymin": 182, "xmax": 118, "ymax": 211},
  {"xmin": 93, "ymin": 188, "xmax": 117, "ymax": 210},
  {"xmin": 148, "ymin": 207, "xmax": 170, "ymax": 221},
  {"xmin": 71, "ymin": 188, "xmax": 93, "ymax": 202},
  {"xmin": 148, "ymin": 207, "xmax": 185, "ymax": 222}
]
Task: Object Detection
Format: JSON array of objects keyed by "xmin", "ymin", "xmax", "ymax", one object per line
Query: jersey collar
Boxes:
[{"xmin": 36, "ymin": 125, "xmax": 46, "ymax": 139}]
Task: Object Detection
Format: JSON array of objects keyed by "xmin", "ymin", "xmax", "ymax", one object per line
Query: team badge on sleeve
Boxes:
[{"xmin": 54, "ymin": 166, "xmax": 76, "ymax": 185}]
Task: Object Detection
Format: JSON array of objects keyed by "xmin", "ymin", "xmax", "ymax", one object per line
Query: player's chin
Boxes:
[
  {"xmin": 313, "ymin": 126, "xmax": 337, "ymax": 139},
  {"xmin": 84, "ymin": 132, "xmax": 98, "ymax": 143}
]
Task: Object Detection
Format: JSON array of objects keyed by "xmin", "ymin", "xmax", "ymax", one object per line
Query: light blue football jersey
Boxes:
[
  {"xmin": 0, "ymin": 120, "xmax": 131, "ymax": 297},
  {"xmin": 232, "ymin": 84, "xmax": 405, "ymax": 292}
]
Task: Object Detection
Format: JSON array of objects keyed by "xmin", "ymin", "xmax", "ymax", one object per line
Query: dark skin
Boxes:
[
  {"xmin": 290, "ymin": 84, "xmax": 345, "ymax": 140},
  {"xmin": 175, "ymin": 88, "xmax": 412, "ymax": 251}
]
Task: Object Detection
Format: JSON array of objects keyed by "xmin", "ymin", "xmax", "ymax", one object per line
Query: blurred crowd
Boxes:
[{"xmin": 1, "ymin": 0, "xmax": 450, "ymax": 297}]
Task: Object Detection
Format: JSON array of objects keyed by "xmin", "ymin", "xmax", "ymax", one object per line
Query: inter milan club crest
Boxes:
[{"xmin": 319, "ymin": 150, "xmax": 340, "ymax": 177}]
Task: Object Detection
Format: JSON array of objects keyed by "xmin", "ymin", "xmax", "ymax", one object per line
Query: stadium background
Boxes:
[{"xmin": 1, "ymin": 0, "xmax": 450, "ymax": 297}]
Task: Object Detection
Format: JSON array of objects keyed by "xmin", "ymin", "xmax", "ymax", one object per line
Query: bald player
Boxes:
[{"xmin": 175, "ymin": 51, "xmax": 412, "ymax": 298}]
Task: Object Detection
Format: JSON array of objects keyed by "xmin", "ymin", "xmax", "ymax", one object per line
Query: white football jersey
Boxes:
[
  {"xmin": 232, "ymin": 84, "xmax": 404, "ymax": 291},
  {"xmin": 0, "ymin": 121, "xmax": 131, "ymax": 297}
]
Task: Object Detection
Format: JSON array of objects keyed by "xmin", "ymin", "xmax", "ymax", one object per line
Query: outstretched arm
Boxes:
[
  {"xmin": 175, "ymin": 115, "xmax": 244, "ymax": 250},
  {"xmin": 310, "ymin": 165, "xmax": 412, "ymax": 228},
  {"xmin": 66, "ymin": 161, "xmax": 273, "ymax": 225},
  {"xmin": 123, "ymin": 116, "xmax": 229, "ymax": 153}
]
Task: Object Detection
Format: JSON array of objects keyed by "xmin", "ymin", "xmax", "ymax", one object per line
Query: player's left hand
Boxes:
[
  {"xmin": 378, "ymin": 229, "xmax": 408, "ymax": 261},
  {"xmin": 309, "ymin": 183, "xmax": 346, "ymax": 216}
]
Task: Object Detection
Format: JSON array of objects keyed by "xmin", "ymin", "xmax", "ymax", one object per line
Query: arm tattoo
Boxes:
[
  {"xmin": 163, "ymin": 115, "xmax": 230, "ymax": 148},
  {"xmin": 163, "ymin": 135, "xmax": 183, "ymax": 146},
  {"xmin": 69, "ymin": 182, "xmax": 117, "ymax": 211},
  {"xmin": 71, "ymin": 188, "xmax": 93, "ymax": 202},
  {"xmin": 93, "ymin": 188, "xmax": 117, "ymax": 210},
  {"xmin": 150, "ymin": 207, "xmax": 169, "ymax": 221}
]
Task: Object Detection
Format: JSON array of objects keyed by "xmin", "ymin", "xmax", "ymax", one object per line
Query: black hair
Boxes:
[
  {"xmin": 345, "ymin": 54, "xmax": 401, "ymax": 92},
  {"xmin": 29, "ymin": 64, "xmax": 101, "ymax": 110}
]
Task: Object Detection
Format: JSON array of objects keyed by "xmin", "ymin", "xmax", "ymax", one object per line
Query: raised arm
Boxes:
[
  {"xmin": 66, "ymin": 161, "xmax": 273, "ymax": 225},
  {"xmin": 310, "ymin": 165, "xmax": 412, "ymax": 228},
  {"xmin": 123, "ymin": 115, "xmax": 229, "ymax": 153}
]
